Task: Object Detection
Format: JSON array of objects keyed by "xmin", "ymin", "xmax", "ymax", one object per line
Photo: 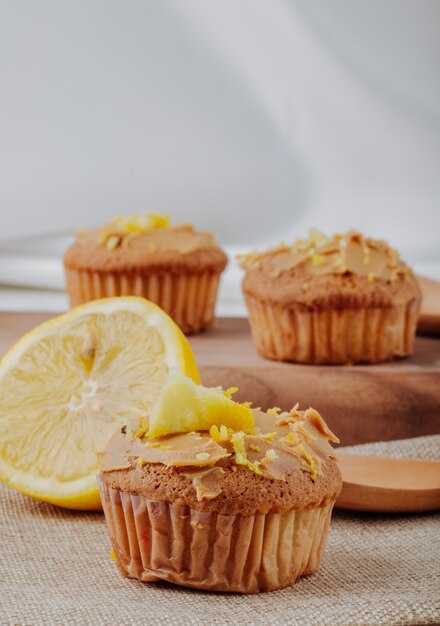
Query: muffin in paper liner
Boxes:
[
  {"xmin": 65, "ymin": 269, "xmax": 222, "ymax": 334},
  {"xmin": 245, "ymin": 295, "xmax": 421, "ymax": 364},
  {"xmin": 98, "ymin": 480, "xmax": 335, "ymax": 593},
  {"xmin": 240, "ymin": 230, "xmax": 422, "ymax": 364},
  {"xmin": 64, "ymin": 215, "xmax": 227, "ymax": 334},
  {"xmin": 98, "ymin": 402, "xmax": 342, "ymax": 594}
]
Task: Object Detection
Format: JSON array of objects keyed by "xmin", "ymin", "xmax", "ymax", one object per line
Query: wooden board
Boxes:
[{"xmin": 0, "ymin": 312, "xmax": 439, "ymax": 446}]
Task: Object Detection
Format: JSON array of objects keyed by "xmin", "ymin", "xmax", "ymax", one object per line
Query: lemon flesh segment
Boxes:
[
  {"xmin": 0, "ymin": 297, "xmax": 199, "ymax": 509},
  {"xmin": 148, "ymin": 370, "xmax": 254, "ymax": 439}
]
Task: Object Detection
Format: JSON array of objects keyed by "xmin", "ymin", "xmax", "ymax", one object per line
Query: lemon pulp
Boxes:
[{"xmin": 0, "ymin": 297, "xmax": 198, "ymax": 509}]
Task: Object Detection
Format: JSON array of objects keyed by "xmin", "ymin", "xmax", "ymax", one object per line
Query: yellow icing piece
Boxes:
[{"xmin": 109, "ymin": 548, "xmax": 116, "ymax": 561}]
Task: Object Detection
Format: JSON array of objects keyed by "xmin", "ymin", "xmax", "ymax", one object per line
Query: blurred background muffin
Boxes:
[
  {"xmin": 240, "ymin": 230, "xmax": 421, "ymax": 364},
  {"xmin": 64, "ymin": 212, "xmax": 227, "ymax": 334}
]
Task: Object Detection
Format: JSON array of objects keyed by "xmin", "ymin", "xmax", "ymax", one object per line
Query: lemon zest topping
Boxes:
[
  {"xmin": 298, "ymin": 443, "xmax": 317, "ymax": 481},
  {"xmin": 111, "ymin": 212, "xmax": 170, "ymax": 234},
  {"xmin": 283, "ymin": 432, "xmax": 297, "ymax": 445},
  {"xmin": 231, "ymin": 432, "xmax": 262, "ymax": 475},
  {"xmin": 224, "ymin": 387, "xmax": 238, "ymax": 399},
  {"xmin": 312, "ymin": 254, "xmax": 325, "ymax": 267},
  {"xmin": 209, "ymin": 424, "xmax": 230, "ymax": 443},
  {"xmin": 249, "ymin": 444, "xmax": 260, "ymax": 453},
  {"xmin": 109, "ymin": 548, "xmax": 116, "ymax": 561},
  {"xmin": 135, "ymin": 417, "xmax": 149, "ymax": 439},
  {"xmin": 262, "ymin": 431, "xmax": 277, "ymax": 441},
  {"xmin": 267, "ymin": 407, "xmax": 281, "ymax": 416}
]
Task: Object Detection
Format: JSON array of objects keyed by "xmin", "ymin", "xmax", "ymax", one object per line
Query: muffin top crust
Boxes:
[
  {"xmin": 240, "ymin": 230, "xmax": 421, "ymax": 309},
  {"xmin": 100, "ymin": 405, "xmax": 342, "ymax": 516},
  {"xmin": 64, "ymin": 212, "xmax": 228, "ymax": 273}
]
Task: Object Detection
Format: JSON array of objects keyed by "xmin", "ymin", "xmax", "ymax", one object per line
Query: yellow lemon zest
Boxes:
[
  {"xmin": 262, "ymin": 431, "xmax": 277, "ymax": 441},
  {"xmin": 135, "ymin": 417, "xmax": 149, "ymax": 439},
  {"xmin": 298, "ymin": 443, "xmax": 317, "ymax": 481},
  {"xmin": 231, "ymin": 432, "xmax": 262, "ymax": 475},
  {"xmin": 111, "ymin": 212, "xmax": 170, "ymax": 233},
  {"xmin": 267, "ymin": 407, "xmax": 281, "ymax": 416},
  {"xmin": 224, "ymin": 387, "xmax": 238, "ymax": 399},
  {"xmin": 249, "ymin": 444, "xmax": 260, "ymax": 453},
  {"xmin": 312, "ymin": 254, "xmax": 326, "ymax": 267},
  {"xmin": 209, "ymin": 424, "xmax": 230, "ymax": 443}
]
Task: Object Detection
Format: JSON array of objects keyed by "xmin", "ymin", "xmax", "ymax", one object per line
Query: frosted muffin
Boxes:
[
  {"xmin": 98, "ymin": 374, "xmax": 341, "ymax": 593},
  {"xmin": 240, "ymin": 230, "xmax": 421, "ymax": 364},
  {"xmin": 64, "ymin": 213, "xmax": 228, "ymax": 334}
]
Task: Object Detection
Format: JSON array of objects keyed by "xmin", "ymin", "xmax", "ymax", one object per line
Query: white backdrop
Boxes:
[{"xmin": 0, "ymin": 0, "xmax": 439, "ymax": 303}]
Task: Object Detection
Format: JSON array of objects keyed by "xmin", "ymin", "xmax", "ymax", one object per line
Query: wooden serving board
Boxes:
[{"xmin": 0, "ymin": 312, "xmax": 439, "ymax": 446}]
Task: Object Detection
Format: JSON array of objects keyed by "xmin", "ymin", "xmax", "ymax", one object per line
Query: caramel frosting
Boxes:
[
  {"xmin": 77, "ymin": 222, "xmax": 220, "ymax": 255},
  {"xmin": 100, "ymin": 405, "xmax": 339, "ymax": 501},
  {"xmin": 64, "ymin": 213, "xmax": 228, "ymax": 273},
  {"xmin": 239, "ymin": 229, "xmax": 413, "ymax": 282}
]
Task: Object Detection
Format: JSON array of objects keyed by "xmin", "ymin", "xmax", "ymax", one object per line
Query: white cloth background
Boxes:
[{"xmin": 0, "ymin": 0, "xmax": 439, "ymax": 310}]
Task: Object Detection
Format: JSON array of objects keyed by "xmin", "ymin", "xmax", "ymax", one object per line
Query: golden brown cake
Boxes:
[
  {"xmin": 240, "ymin": 230, "xmax": 421, "ymax": 364},
  {"xmin": 98, "ymin": 405, "xmax": 342, "ymax": 593},
  {"xmin": 64, "ymin": 213, "xmax": 228, "ymax": 334}
]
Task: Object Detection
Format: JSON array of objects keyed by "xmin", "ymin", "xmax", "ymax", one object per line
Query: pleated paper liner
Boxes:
[
  {"xmin": 244, "ymin": 295, "xmax": 421, "ymax": 364},
  {"xmin": 65, "ymin": 269, "xmax": 222, "ymax": 334},
  {"xmin": 98, "ymin": 479, "xmax": 335, "ymax": 593}
]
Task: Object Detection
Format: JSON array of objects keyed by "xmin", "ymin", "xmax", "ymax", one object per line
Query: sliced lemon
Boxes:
[
  {"xmin": 0, "ymin": 297, "xmax": 199, "ymax": 510},
  {"xmin": 148, "ymin": 370, "xmax": 254, "ymax": 439}
]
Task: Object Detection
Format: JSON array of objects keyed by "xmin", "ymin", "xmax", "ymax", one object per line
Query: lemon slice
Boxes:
[
  {"xmin": 0, "ymin": 297, "xmax": 199, "ymax": 510},
  {"xmin": 148, "ymin": 370, "xmax": 254, "ymax": 438}
]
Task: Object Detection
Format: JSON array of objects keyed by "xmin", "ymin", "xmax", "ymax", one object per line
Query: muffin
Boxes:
[
  {"xmin": 64, "ymin": 212, "xmax": 228, "ymax": 334},
  {"xmin": 98, "ymin": 392, "xmax": 342, "ymax": 593},
  {"xmin": 240, "ymin": 230, "xmax": 421, "ymax": 364}
]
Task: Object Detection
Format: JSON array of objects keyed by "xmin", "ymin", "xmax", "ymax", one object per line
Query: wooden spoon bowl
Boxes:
[{"xmin": 336, "ymin": 453, "xmax": 440, "ymax": 513}]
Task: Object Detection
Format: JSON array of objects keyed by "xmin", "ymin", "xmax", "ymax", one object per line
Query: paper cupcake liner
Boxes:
[
  {"xmin": 244, "ymin": 295, "xmax": 420, "ymax": 364},
  {"xmin": 65, "ymin": 269, "xmax": 221, "ymax": 333},
  {"xmin": 98, "ymin": 479, "xmax": 335, "ymax": 593}
]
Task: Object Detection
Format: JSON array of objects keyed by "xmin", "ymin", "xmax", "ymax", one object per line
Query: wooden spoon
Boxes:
[
  {"xmin": 336, "ymin": 453, "xmax": 440, "ymax": 513},
  {"xmin": 417, "ymin": 275, "xmax": 440, "ymax": 335}
]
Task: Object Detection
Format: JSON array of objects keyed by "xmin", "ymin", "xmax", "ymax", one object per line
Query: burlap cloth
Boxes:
[{"xmin": 1, "ymin": 435, "xmax": 439, "ymax": 626}]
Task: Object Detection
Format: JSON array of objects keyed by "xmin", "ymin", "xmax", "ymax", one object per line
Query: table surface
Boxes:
[{"xmin": 1, "ymin": 434, "xmax": 439, "ymax": 626}]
